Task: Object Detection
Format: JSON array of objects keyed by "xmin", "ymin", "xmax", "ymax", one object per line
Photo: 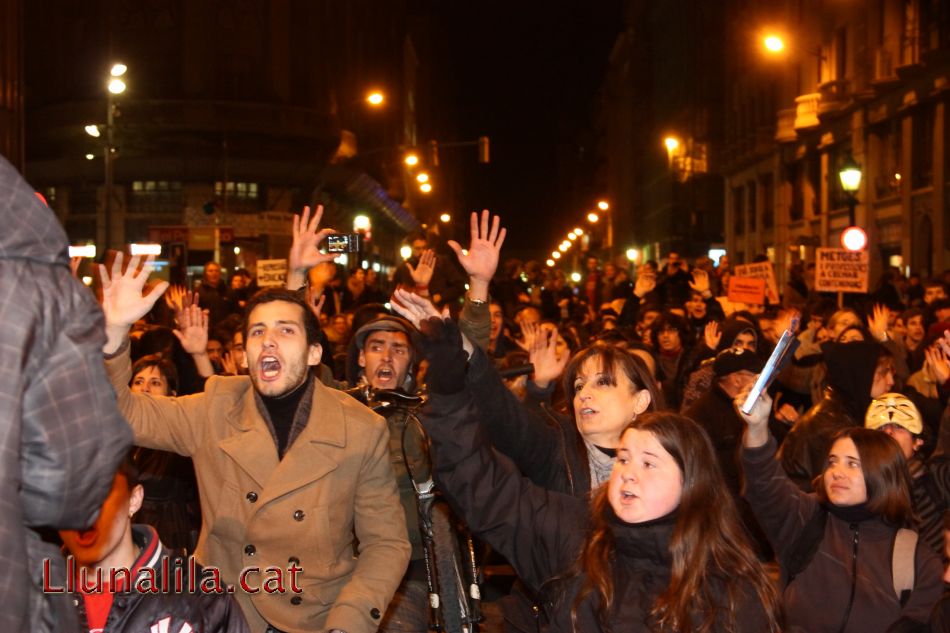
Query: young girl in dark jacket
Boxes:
[
  {"xmin": 417, "ymin": 316, "xmax": 781, "ymax": 632},
  {"xmin": 740, "ymin": 389, "xmax": 944, "ymax": 632}
]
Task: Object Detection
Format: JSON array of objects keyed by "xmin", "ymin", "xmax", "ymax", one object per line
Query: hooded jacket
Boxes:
[
  {"xmin": 780, "ymin": 341, "xmax": 885, "ymax": 491},
  {"xmin": 0, "ymin": 155, "xmax": 133, "ymax": 632}
]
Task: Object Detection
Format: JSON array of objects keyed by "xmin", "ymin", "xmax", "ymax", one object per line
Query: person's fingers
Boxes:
[
  {"xmin": 441, "ymin": 305, "xmax": 451, "ymax": 321},
  {"xmin": 405, "ymin": 262, "xmax": 416, "ymax": 275},
  {"xmin": 447, "ymin": 240, "xmax": 464, "ymax": 258},
  {"xmin": 479, "ymin": 209, "xmax": 490, "ymax": 241},
  {"xmin": 98, "ymin": 263, "xmax": 110, "ymax": 289},
  {"xmin": 144, "ymin": 280, "xmax": 170, "ymax": 306},
  {"xmin": 110, "ymin": 250, "xmax": 124, "ymax": 281},
  {"xmin": 293, "ymin": 211, "xmax": 301, "ymax": 237},
  {"xmin": 309, "ymin": 205, "xmax": 323, "ymax": 234},
  {"xmin": 495, "ymin": 227, "xmax": 507, "ymax": 250},
  {"xmin": 488, "ymin": 214, "xmax": 500, "ymax": 244}
]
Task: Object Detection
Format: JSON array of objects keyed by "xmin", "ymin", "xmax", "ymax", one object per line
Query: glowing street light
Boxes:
[
  {"xmin": 552, "ymin": 251, "xmax": 561, "ymax": 260},
  {"xmin": 400, "ymin": 245, "xmax": 413, "ymax": 259},
  {"xmin": 546, "ymin": 259, "xmax": 555, "ymax": 267},
  {"xmin": 108, "ymin": 78, "xmax": 126, "ymax": 95},
  {"xmin": 573, "ymin": 227, "xmax": 584, "ymax": 235},
  {"xmin": 664, "ymin": 136, "xmax": 680, "ymax": 153},
  {"xmin": 110, "ymin": 63, "xmax": 128, "ymax": 77},
  {"xmin": 626, "ymin": 248, "xmax": 640, "ymax": 262},
  {"xmin": 568, "ymin": 232, "xmax": 577, "ymax": 240},
  {"xmin": 366, "ymin": 91, "xmax": 385, "ymax": 106},
  {"xmin": 597, "ymin": 200, "xmax": 609, "ymax": 211},
  {"xmin": 404, "ymin": 153, "xmax": 420, "ymax": 167},
  {"xmin": 439, "ymin": 213, "xmax": 451, "ymax": 223},
  {"xmin": 84, "ymin": 124, "xmax": 101, "ymax": 138},
  {"xmin": 587, "ymin": 212, "xmax": 599, "ymax": 223},
  {"xmin": 570, "ymin": 272, "xmax": 581, "ymax": 283},
  {"xmin": 416, "ymin": 172, "xmax": 430, "ymax": 184},
  {"xmin": 419, "ymin": 183, "xmax": 432, "ymax": 193},
  {"xmin": 559, "ymin": 243, "xmax": 569, "ymax": 252},
  {"xmin": 353, "ymin": 215, "xmax": 371, "ymax": 231},
  {"xmin": 763, "ymin": 35, "xmax": 785, "ymax": 53},
  {"xmin": 85, "ymin": 153, "xmax": 94, "ymax": 160}
]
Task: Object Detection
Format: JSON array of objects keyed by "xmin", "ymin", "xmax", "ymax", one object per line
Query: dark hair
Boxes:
[
  {"xmin": 570, "ymin": 413, "xmax": 781, "ymax": 632},
  {"xmin": 816, "ymin": 427, "xmax": 913, "ymax": 525},
  {"xmin": 130, "ymin": 354, "xmax": 179, "ymax": 395},
  {"xmin": 243, "ymin": 288, "xmax": 321, "ymax": 348},
  {"xmin": 648, "ymin": 311, "xmax": 691, "ymax": 350},
  {"xmin": 118, "ymin": 451, "xmax": 141, "ymax": 489},
  {"xmin": 562, "ymin": 343, "xmax": 661, "ymax": 416}
]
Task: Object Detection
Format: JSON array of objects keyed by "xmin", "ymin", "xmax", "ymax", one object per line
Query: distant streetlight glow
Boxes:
[
  {"xmin": 404, "ymin": 153, "xmax": 419, "ymax": 167},
  {"xmin": 570, "ymin": 272, "xmax": 581, "ymax": 283},
  {"xmin": 85, "ymin": 153, "xmax": 94, "ymax": 160},
  {"xmin": 129, "ymin": 243, "xmax": 161, "ymax": 256},
  {"xmin": 366, "ymin": 91, "xmax": 385, "ymax": 106},
  {"xmin": 233, "ymin": 246, "xmax": 241, "ymax": 255},
  {"xmin": 763, "ymin": 35, "xmax": 785, "ymax": 53},
  {"xmin": 552, "ymin": 251, "xmax": 561, "ymax": 260},
  {"xmin": 626, "ymin": 248, "xmax": 640, "ymax": 262},
  {"xmin": 546, "ymin": 259, "xmax": 555, "ymax": 267},
  {"xmin": 841, "ymin": 227, "xmax": 868, "ymax": 251},
  {"xmin": 69, "ymin": 245, "xmax": 97, "ymax": 259},
  {"xmin": 400, "ymin": 245, "xmax": 413, "ymax": 260},
  {"xmin": 597, "ymin": 200, "xmax": 609, "ymax": 211},
  {"xmin": 587, "ymin": 212, "xmax": 599, "ymax": 223},
  {"xmin": 559, "ymin": 243, "xmax": 569, "ymax": 252},
  {"xmin": 420, "ymin": 183, "xmax": 432, "ymax": 193},
  {"xmin": 84, "ymin": 124, "xmax": 101, "ymax": 138},
  {"xmin": 353, "ymin": 215, "xmax": 371, "ymax": 231},
  {"xmin": 416, "ymin": 172, "xmax": 430, "ymax": 184},
  {"xmin": 664, "ymin": 136, "xmax": 680, "ymax": 153},
  {"xmin": 568, "ymin": 232, "xmax": 577, "ymax": 240},
  {"xmin": 108, "ymin": 78, "xmax": 126, "ymax": 94},
  {"xmin": 573, "ymin": 227, "xmax": 584, "ymax": 235},
  {"xmin": 110, "ymin": 63, "xmax": 128, "ymax": 77},
  {"xmin": 439, "ymin": 213, "xmax": 451, "ymax": 223}
]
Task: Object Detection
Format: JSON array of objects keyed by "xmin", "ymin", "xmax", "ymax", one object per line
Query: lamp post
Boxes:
[
  {"xmin": 104, "ymin": 63, "xmax": 127, "ymax": 250},
  {"xmin": 838, "ymin": 153, "xmax": 867, "ymax": 251}
]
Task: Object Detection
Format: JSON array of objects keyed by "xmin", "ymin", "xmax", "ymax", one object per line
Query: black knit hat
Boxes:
[{"xmin": 713, "ymin": 347, "xmax": 765, "ymax": 377}]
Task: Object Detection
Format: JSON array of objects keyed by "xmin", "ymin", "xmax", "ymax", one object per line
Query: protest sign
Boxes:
[
  {"xmin": 256, "ymin": 259, "xmax": 288, "ymax": 288},
  {"xmin": 727, "ymin": 276, "xmax": 767, "ymax": 305},
  {"xmin": 734, "ymin": 262, "xmax": 779, "ymax": 304},
  {"xmin": 814, "ymin": 248, "xmax": 869, "ymax": 293}
]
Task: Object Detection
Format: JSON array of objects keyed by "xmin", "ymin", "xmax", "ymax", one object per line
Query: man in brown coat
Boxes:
[{"xmin": 99, "ymin": 253, "xmax": 410, "ymax": 633}]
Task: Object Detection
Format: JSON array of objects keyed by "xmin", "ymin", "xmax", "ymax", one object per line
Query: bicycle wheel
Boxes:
[{"xmin": 431, "ymin": 500, "xmax": 471, "ymax": 633}]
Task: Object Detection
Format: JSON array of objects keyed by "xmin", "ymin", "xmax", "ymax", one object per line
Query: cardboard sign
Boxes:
[
  {"xmin": 734, "ymin": 262, "xmax": 779, "ymax": 305},
  {"xmin": 256, "ymin": 259, "xmax": 288, "ymax": 288},
  {"xmin": 815, "ymin": 248, "xmax": 869, "ymax": 293},
  {"xmin": 727, "ymin": 276, "xmax": 766, "ymax": 305}
]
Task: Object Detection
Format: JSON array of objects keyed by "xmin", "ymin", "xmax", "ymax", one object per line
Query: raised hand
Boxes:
[
  {"xmin": 405, "ymin": 249, "xmax": 436, "ymax": 289},
  {"xmin": 99, "ymin": 252, "xmax": 169, "ymax": 354},
  {"xmin": 286, "ymin": 205, "xmax": 336, "ymax": 289},
  {"xmin": 220, "ymin": 351, "xmax": 239, "ymax": 376},
  {"xmin": 704, "ymin": 320, "xmax": 722, "ymax": 350},
  {"xmin": 516, "ymin": 321, "xmax": 541, "ymax": 352},
  {"xmin": 734, "ymin": 383, "xmax": 771, "ymax": 448},
  {"xmin": 172, "ymin": 294, "xmax": 209, "ymax": 356},
  {"xmin": 634, "ymin": 271, "xmax": 656, "ymax": 299},
  {"xmin": 530, "ymin": 327, "xmax": 569, "ymax": 389},
  {"xmin": 304, "ymin": 287, "xmax": 326, "ymax": 321},
  {"xmin": 448, "ymin": 210, "xmax": 507, "ymax": 286},
  {"xmin": 164, "ymin": 284, "xmax": 188, "ymax": 314},
  {"xmin": 925, "ymin": 344, "xmax": 950, "ymax": 385},
  {"xmin": 867, "ymin": 303, "xmax": 889, "ymax": 343},
  {"xmin": 688, "ymin": 269, "xmax": 710, "ymax": 296},
  {"xmin": 390, "ymin": 288, "xmax": 443, "ymax": 330}
]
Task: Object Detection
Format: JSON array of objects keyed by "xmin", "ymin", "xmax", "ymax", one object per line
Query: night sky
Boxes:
[{"xmin": 422, "ymin": 1, "xmax": 624, "ymax": 259}]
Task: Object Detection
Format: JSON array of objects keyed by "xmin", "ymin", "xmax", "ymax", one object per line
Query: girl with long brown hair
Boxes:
[
  {"xmin": 417, "ymin": 316, "xmax": 781, "ymax": 632},
  {"xmin": 740, "ymin": 389, "xmax": 944, "ymax": 632}
]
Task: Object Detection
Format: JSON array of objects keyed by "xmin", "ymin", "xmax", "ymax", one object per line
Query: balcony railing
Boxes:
[
  {"xmin": 775, "ymin": 108, "xmax": 797, "ymax": 142},
  {"xmin": 794, "ymin": 93, "xmax": 821, "ymax": 130}
]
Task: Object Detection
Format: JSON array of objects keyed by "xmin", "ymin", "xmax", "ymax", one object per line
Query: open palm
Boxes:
[
  {"xmin": 448, "ymin": 210, "xmax": 506, "ymax": 283},
  {"xmin": 99, "ymin": 252, "xmax": 168, "ymax": 328}
]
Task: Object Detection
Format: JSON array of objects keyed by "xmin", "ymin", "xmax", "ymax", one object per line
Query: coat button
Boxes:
[
  {"xmin": 293, "ymin": 509, "xmax": 305, "ymax": 521},
  {"xmin": 370, "ymin": 607, "xmax": 381, "ymax": 619},
  {"xmin": 288, "ymin": 556, "xmax": 300, "ymax": 566},
  {"xmin": 290, "ymin": 596, "xmax": 302, "ymax": 606},
  {"xmin": 246, "ymin": 491, "xmax": 258, "ymax": 502},
  {"xmin": 244, "ymin": 544, "xmax": 256, "ymax": 556}
]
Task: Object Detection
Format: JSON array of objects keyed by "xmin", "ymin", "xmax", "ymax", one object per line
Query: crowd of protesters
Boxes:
[{"xmin": 8, "ymin": 134, "xmax": 950, "ymax": 632}]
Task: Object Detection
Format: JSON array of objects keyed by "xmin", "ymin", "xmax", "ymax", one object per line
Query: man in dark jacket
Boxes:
[
  {"xmin": 0, "ymin": 155, "xmax": 133, "ymax": 632},
  {"xmin": 194, "ymin": 261, "xmax": 232, "ymax": 328},
  {"xmin": 780, "ymin": 340, "xmax": 895, "ymax": 490}
]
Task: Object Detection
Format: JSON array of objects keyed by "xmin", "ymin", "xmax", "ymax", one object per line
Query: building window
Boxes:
[
  {"xmin": 214, "ymin": 181, "xmax": 259, "ymax": 199},
  {"xmin": 733, "ymin": 185, "xmax": 745, "ymax": 236},
  {"xmin": 912, "ymin": 104, "xmax": 934, "ymax": 189},
  {"xmin": 129, "ymin": 181, "xmax": 183, "ymax": 214},
  {"xmin": 761, "ymin": 174, "xmax": 774, "ymax": 229},
  {"xmin": 872, "ymin": 121, "xmax": 902, "ymax": 199}
]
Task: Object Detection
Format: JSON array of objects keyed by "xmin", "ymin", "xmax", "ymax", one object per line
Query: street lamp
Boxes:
[
  {"xmin": 419, "ymin": 183, "xmax": 432, "ymax": 194},
  {"xmin": 416, "ymin": 172, "xmax": 430, "ymax": 184},
  {"xmin": 597, "ymin": 200, "xmax": 609, "ymax": 211},
  {"xmin": 587, "ymin": 212, "xmax": 599, "ymax": 223},
  {"xmin": 763, "ymin": 35, "xmax": 785, "ymax": 53},
  {"xmin": 366, "ymin": 90, "xmax": 385, "ymax": 106},
  {"xmin": 439, "ymin": 213, "xmax": 451, "ymax": 223},
  {"xmin": 102, "ymin": 62, "xmax": 128, "ymax": 250},
  {"xmin": 838, "ymin": 153, "xmax": 866, "ymax": 251},
  {"xmin": 404, "ymin": 153, "xmax": 419, "ymax": 167}
]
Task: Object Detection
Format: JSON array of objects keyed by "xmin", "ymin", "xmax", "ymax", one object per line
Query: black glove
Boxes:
[{"xmin": 416, "ymin": 316, "xmax": 467, "ymax": 395}]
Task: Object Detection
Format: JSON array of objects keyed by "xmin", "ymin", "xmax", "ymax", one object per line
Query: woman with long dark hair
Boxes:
[
  {"xmin": 740, "ymin": 390, "xmax": 944, "ymax": 631},
  {"xmin": 418, "ymin": 316, "xmax": 781, "ymax": 632}
]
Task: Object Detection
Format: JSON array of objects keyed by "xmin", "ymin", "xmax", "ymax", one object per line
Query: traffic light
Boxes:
[{"xmin": 478, "ymin": 136, "xmax": 490, "ymax": 164}]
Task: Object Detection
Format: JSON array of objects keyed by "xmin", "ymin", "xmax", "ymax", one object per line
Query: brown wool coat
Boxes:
[{"xmin": 106, "ymin": 348, "xmax": 410, "ymax": 633}]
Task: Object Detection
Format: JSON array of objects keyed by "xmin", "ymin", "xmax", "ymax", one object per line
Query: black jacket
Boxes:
[
  {"xmin": 422, "ymin": 389, "xmax": 773, "ymax": 632},
  {"xmin": 466, "ymin": 347, "xmax": 591, "ymax": 497},
  {"xmin": 74, "ymin": 525, "xmax": 249, "ymax": 633}
]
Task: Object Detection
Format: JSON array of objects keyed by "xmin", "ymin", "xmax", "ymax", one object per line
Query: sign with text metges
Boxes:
[{"xmin": 814, "ymin": 248, "xmax": 869, "ymax": 293}]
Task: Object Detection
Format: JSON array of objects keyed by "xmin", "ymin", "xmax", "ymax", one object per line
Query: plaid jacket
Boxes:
[{"xmin": 0, "ymin": 155, "xmax": 132, "ymax": 631}]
